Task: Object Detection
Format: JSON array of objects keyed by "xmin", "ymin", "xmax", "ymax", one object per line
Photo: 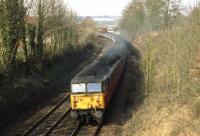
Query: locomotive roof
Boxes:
[
  {"xmin": 71, "ymin": 35, "xmax": 128, "ymax": 84},
  {"xmin": 71, "ymin": 54, "xmax": 121, "ymax": 83}
]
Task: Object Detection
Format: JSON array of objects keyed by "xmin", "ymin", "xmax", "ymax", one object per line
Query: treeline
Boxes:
[
  {"xmin": 121, "ymin": 1, "xmax": 200, "ymax": 135},
  {"xmin": 0, "ymin": 0, "xmax": 96, "ymax": 73},
  {"xmin": 120, "ymin": 0, "xmax": 181, "ymax": 37},
  {"xmin": 120, "ymin": 0, "xmax": 192, "ymax": 96}
]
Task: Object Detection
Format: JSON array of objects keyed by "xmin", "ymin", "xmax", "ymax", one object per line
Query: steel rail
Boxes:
[
  {"xmin": 93, "ymin": 122, "xmax": 103, "ymax": 136},
  {"xmin": 23, "ymin": 93, "xmax": 70, "ymax": 136},
  {"xmin": 44, "ymin": 108, "xmax": 71, "ymax": 136},
  {"xmin": 70, "ymin": 122, "xmax": 83, "ymax": 136}
]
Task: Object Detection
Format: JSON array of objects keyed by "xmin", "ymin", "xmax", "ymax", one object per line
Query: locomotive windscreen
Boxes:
[
  {"xmin": 71, "ymin": 83, "xmax": 86, "ymax": 93},
  {"xmin": 87, "ymin": 83, "xmax": 102, "ymax": 92}
]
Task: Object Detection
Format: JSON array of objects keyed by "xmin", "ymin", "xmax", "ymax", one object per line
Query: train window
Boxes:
[
  {"xmin": 87, "ymin": 83, "xmax": 102, "ymax": 93},
  {"xmin": 71, "ymin": 83, "xmax": 86, "ymax": 93}
]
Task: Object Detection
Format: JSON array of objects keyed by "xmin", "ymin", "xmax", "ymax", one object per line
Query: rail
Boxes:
[{"xmin": 23, "ymin": 93, "xmax": 70, "ymax": 136}]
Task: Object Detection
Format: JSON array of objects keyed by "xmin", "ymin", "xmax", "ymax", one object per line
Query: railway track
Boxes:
[
  {"xmin": 21, "ymin": 93, "xmax": 70, "ymax": 136},
  {"xmin": 1, "ymin": 91, "xmax": 103, "ymax": 136},
  {"xmin": 0, "ymin": 93, "xmax": 70, "ymax": 136},
  {"xmin": 0, "ymin": 35, "xmax": 114, "ymax": 136},
  {"xmin": 69, "ymin": 121, "xmax": 103, "ymax": 136},
  {"xmin": 70, "ymin": 122, "xmax": 83, "ymax": 136}
]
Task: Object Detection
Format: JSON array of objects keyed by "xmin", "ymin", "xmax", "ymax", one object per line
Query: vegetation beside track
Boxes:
[
  {"xmin": 120, "ymin": 0, "xmax": 200, "ymax": 135},
  {"xmin": 0, "ymin": 0, "xmax": 98, "ymax": 126},
  {"xmin": 0, "ymin": 42, "xmax": 100, "ymax": 127}
]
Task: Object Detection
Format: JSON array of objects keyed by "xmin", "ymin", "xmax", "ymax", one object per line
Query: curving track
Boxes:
[
  {"xmin": 23, "ymin": 94, "xmax": 70, "ymax": 136},
  {"xmin": 24, "ymin": 95, "xmax": 70, "ymax": 136},
  {"xmin": 1, "ymin": 91, "xmax": 104, "ymax": 136},
  {"xmin": 0, "ymin": 93, "xmax": 70, "ymax": 136},
  {"xmin": 0, "ymin": 33, "xmax": 119, "ymax": 136}
]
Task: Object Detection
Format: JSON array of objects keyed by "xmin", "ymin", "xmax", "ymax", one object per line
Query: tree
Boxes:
[
  {"xmin": 0, "ymin": 0, "xmax": 93, "ymax": 73},
  {"xmin": 36, "ymin": 0, "xmax": 44, "ymax": 59},
  {"xmin": 120, "ymin": 0, "xmax": 145, "ymax": 37},
  {"xmin": 145, "ymin": 0, "xmax": 164, "ymax": 29},
  {"xmin": 120, "ymin": 0, "xmax": 182, "ymax": 37},
  {"xmin": 78, "ymin": 17, "xmax": 96, "ymax": 46},
  {"xmin": 19, "ymin": 0, "xmax": 29, "ymax": 71},
  {"xmin": 161, "ymin": 0, "xmax": 181, "ymax": 26},
  {"xmin": 0, "ymin": 0, "xmax": 26, "ymax": 71}
]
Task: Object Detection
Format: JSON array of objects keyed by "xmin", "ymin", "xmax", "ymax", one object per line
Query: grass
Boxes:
[{"xmin": 123, "ymin": 6, "xmax": 200, "ymax": 136}]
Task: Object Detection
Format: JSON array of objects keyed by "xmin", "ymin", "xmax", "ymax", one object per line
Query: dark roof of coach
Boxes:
[
  {"xmin": 71, "ymin": 36, "xmax": 128, "ymax": 83},
  {"xmin": 71, "ymin": 54, "xmax": 121, "ymax": 83}
]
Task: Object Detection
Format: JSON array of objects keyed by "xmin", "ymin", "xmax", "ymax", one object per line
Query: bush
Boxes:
[{"xmin": 123, "ymin": 4, "xmax": 200, "ymax": 136}]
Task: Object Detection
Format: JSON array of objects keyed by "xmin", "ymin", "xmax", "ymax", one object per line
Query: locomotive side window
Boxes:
[
  {"xmin": 71, "ymin": 83, "xmax": 86, "ymax": 93},
  {"xmin": 87, "ymin": 83, "xmax": 102, "ymax": 93}
]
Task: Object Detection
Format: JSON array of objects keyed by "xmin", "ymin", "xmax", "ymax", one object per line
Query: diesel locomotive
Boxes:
[{"xmin": 70, "ymin": 34, "xmax": 128, "ymax": 123}]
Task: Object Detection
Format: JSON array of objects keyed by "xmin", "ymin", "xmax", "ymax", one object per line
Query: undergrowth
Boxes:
[
  {"xmin": 0, "ymin": 41, "xmax": 99, "ymax": 125},
  {"xmin": 124, "ymin": 6, "xmax": 200, "ymax": 136}
]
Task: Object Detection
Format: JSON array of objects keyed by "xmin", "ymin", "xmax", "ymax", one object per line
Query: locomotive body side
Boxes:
[{"xmin": 105, "ymin": 55, "xmax": 126, "ymax": 105}]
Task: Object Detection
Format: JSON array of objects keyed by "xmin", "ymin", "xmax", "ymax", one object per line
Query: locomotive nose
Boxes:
[{"xmin": 70, "ymin": 94, "xmax": 105, "ymax": 110}]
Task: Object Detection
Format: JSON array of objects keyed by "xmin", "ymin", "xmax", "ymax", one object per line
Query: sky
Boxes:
[{"xmin": 64, "ymin": 0, "xmax": 200, "ymax": 16}]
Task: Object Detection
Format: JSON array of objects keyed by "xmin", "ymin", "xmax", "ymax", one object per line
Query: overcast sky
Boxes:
[{"xmin": 64, "ymin": 0, "xmax": 200, "ymax": 16}]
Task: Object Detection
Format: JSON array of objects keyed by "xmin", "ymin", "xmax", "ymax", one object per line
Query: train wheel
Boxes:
[{"xmin": 79, "ymin": 116, "xmax": 85, "ymax": 123}]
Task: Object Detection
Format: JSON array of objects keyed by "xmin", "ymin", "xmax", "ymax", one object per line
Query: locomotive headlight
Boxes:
[{"xmin": 71, "ymin": 83, "xmax": 86, "ymax": 93}]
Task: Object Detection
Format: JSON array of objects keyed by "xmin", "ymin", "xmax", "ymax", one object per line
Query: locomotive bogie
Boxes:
[{"xmin": 71, "ymin": 109, "xmax": 104, "ymax": 123}]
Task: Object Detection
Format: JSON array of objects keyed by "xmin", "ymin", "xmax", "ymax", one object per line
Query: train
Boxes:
[{"xmin": 70, "ymin": 34, "xmax": 128, "ymax": 123}]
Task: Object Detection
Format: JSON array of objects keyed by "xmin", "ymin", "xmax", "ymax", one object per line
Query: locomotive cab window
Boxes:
[
  {"xmin": 87, "ymin": 83, "xmax": 102, "ymax": 93},
  {"xmin": 71, "ymin": 83, "xmax": 86, "ymax": 93}
]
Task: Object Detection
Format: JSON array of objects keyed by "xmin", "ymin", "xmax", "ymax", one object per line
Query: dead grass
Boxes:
[
  {"xmin": 124, "ymin": 89, "xmax": 200, "ymax": 136},
  {"xmin": 123, "ymin": 7, "xmax": 200, "ymax": 136}
]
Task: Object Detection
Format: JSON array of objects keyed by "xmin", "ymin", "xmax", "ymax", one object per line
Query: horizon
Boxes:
[{"xmin": 65, "ymin": 0, "xmax": 200, "ymax": 16}]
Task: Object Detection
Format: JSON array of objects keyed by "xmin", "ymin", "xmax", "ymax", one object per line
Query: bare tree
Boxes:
[
  {"xmin": 120, "ymin": 0, "xmax": 182, "ymax": 36},
  {"xmin": 120, "ymin": 0, "xmax": 145, "ymax": 37}
]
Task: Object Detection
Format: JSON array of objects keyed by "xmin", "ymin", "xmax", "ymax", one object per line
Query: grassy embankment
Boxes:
[{"xmin": 123, "ymin": 6, "xmax": 200, "ymax": 136}]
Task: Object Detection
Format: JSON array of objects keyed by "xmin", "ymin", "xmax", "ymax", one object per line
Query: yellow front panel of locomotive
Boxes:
[{"xmin": 70, "ymin": 93, "xmax": 106, "ymax": 110}]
